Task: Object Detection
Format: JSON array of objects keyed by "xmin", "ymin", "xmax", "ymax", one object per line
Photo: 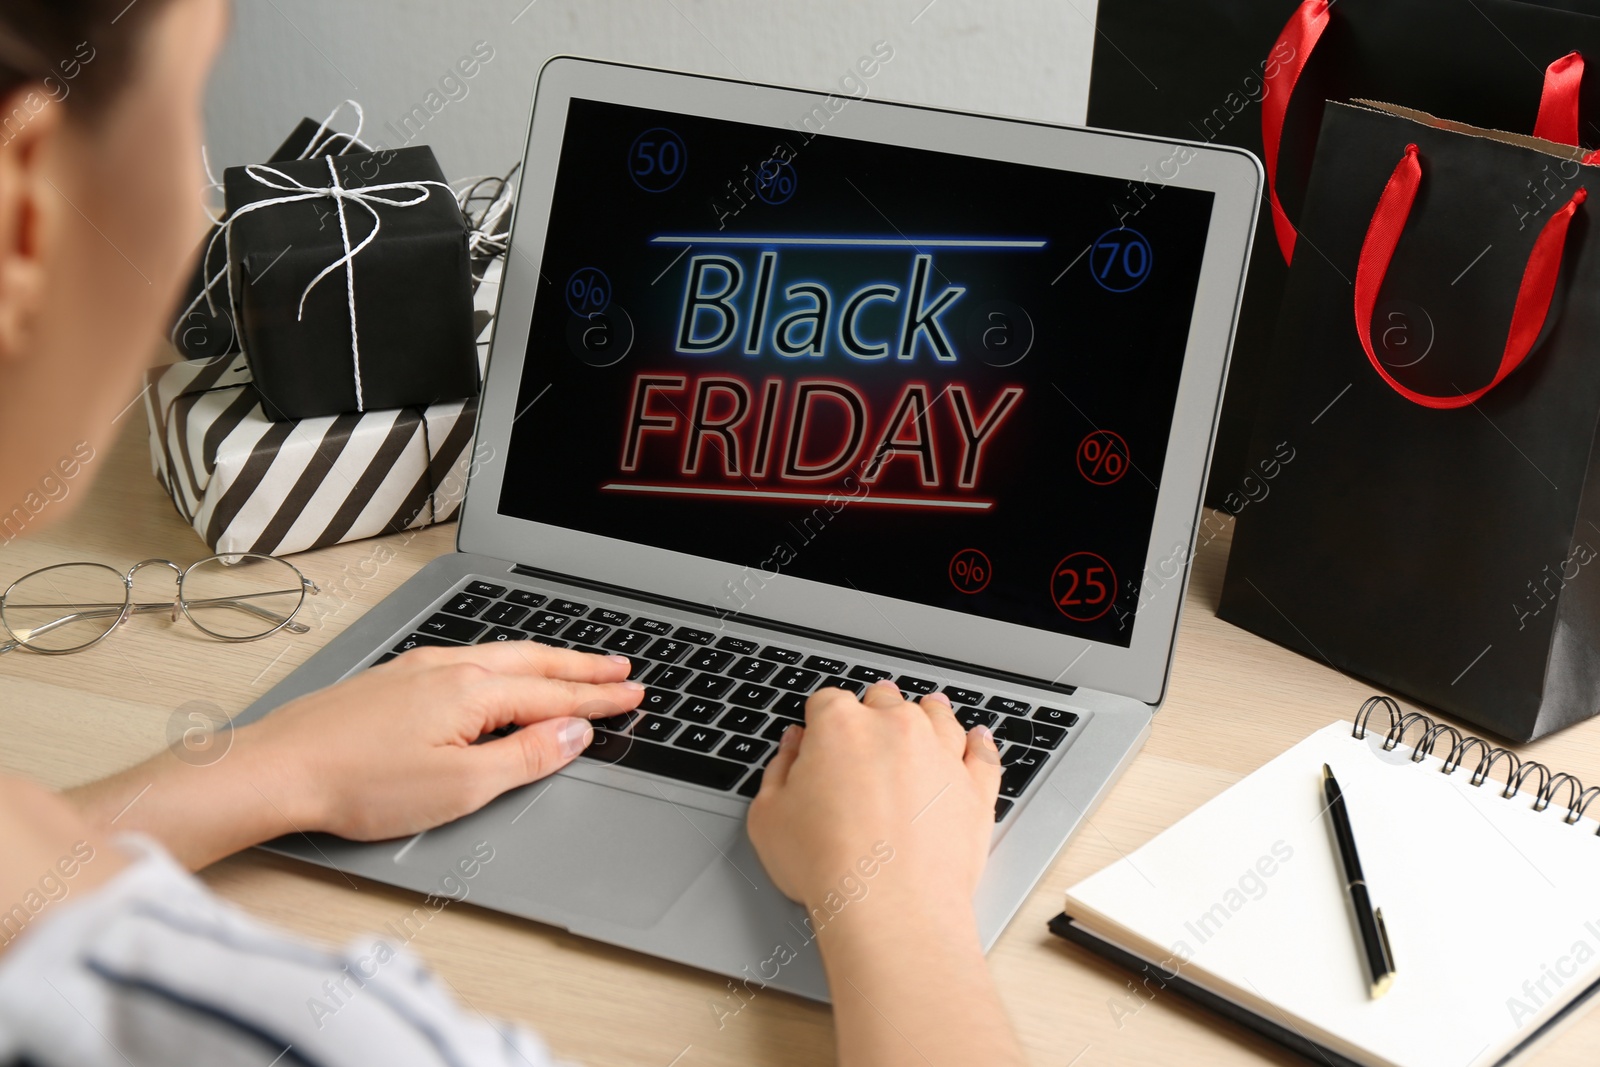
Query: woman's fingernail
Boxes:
[
  {"xmin": 558, "ymin": 718, "xmax": 593, "ymax": 759},
  {"xmin": 621, "ymin": 680, "xmax": 645, "ymax": 692},
  {"xmin": 973, "ymin": 724, "xmax": 996, "ymax": 747},
  {"xmin": 606, "ymin": 654, "xmax": 632, "ymax": 667},
  {"xmin": 871, "ymin": 679, "xmax": 898, "ymax": 689},
  {"xmin": 780, "ymin": 724, "xmax": 802, "ymax": 749},
  {"xmin": 921, "ymin": 690, "xmax": 951, "ymax": 707}
]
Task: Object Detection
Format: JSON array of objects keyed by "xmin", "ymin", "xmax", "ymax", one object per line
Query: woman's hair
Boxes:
[{"xmin": 0, "ymin": 1, "xmax": 169, "ymax": 116}]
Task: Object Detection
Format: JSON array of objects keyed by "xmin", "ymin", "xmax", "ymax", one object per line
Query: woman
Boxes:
[{"xmin": 0, "ymin": 3, "xmax": 1027, "ymax": 1065}]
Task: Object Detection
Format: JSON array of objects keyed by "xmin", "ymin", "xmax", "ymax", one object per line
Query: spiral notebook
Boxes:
[{"xmin": 1051, "ymin": 701, "xmax": 1600, "ymax": 1067}]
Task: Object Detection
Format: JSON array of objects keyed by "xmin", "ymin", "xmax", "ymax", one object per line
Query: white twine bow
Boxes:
[
  {"xmin": 195, "ymin": 101, "xmax": 372, "ymax": 219},
  {"xmin": 184, "ymin": 155, "xmax": 452, "ymax": 412}
]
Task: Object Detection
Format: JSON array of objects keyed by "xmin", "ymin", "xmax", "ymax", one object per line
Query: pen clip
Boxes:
[{"xmin": 1371, "ymin": 907, "xmax": 1397, "ymax": 998}]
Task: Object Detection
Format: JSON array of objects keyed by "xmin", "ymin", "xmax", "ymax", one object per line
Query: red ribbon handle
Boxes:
[
  {"xmin": 1353, "ymin": 143, "xmax": 1586, "ymax": 410},
  {"xmin": 1261, "ymin": 0, "xmax": 1330, "ymax": 265},
  {"xmin": 1536, "ymin": 51, "xmax": 1584, "ymax": 145},
  {"xmin": 1261, "ymin": 0, "xmax": 1587, "ymax": 264}
]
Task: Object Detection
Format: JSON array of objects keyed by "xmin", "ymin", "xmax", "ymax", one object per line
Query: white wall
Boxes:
[{"xmin": 203, "ymin": 0, "xmax": 1100, "ymax": 183}]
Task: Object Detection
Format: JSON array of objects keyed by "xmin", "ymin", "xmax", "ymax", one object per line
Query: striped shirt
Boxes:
[{"xmin": 0, "ymin": 836, "xmax": 567, "ymax": 1067}]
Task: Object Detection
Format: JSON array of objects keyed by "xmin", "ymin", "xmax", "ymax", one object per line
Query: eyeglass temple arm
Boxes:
[{"xmin": 4, "ymin": 590, "xmax": 311, "ymax": 640}]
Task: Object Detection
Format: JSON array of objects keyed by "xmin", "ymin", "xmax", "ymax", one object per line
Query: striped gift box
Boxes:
[{"xmin": 144, "ymin": 260, "xmax": 500, "ymax": 558}]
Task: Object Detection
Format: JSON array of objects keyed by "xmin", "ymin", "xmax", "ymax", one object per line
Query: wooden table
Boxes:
[{"xmin": 5, "ymin": 415, "xmax": 1598, "ymax": 1067}]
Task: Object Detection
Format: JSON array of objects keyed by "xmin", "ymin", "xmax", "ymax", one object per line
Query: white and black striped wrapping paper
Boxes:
[{"xmin": 143, "ymin": 260, "xmax": 500, "ymax": 558}]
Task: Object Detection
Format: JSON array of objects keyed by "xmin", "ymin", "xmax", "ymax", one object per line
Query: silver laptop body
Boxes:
[{"xmin": 234, "ymin": 57, "xmax": 1261, "ymax": 1001}]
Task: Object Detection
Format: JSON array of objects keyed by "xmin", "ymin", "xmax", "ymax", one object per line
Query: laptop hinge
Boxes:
[{"xmin": 510, "ymin": 563, "xmax": 1077, "ymax": 696}]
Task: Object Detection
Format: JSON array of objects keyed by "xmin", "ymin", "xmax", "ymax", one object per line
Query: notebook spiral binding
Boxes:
[{"xmin": 1354, "ymin": 696, "xmax": 1600, "ymax": 834}]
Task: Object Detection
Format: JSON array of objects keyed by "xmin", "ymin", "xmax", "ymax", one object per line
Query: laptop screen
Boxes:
[{"xmin": 497, "ymin": 96, "xmax": 1216, "ymax": 650}]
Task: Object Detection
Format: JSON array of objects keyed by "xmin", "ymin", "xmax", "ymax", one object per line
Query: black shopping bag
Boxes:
[
  {"xmin": 1218, "ymin": 100, "xmax": 1600, "ymax": 742},
  {"xmin": 1089, "ymin": 0, "xmax": 1600, "ymax": 511}
]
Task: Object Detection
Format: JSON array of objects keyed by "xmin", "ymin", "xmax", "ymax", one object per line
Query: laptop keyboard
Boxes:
[{"xmin": 376, "ymin": 579, "xmax": 1084, "ymax": 824}]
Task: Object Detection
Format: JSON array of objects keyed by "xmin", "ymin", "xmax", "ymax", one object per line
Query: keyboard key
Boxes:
[
  {"xmin": 374, "ymin": 653, "xmax": 397, "ymax": 666},
  {"xmin": 762, "ymin": 717, "xmax": 797, "ymax": 741},
  {"xmin": 638, "ymin": 689, "xmax": 682, "ymax": 715},
  {"xmin": 548, "ymin": 599, "xmax": 588, "ymax": 616},
  {"xmin": 994, "ymin": 798, "xmax": 1014, "ymax": 823},
  {"xmin": 675, "ymin": 698, "xmax": 725, "ymax": 724},
  {"xmin": 986, "ymin": 696, "xmax": 1032, "ymax": 716},
  {"xmin": 645, "ymin": 638, "xmax": 691, "ymax": 663},
  {"xmin": 719, "ymin": 736, "xmax": 769, "ymax": 764},
  {"xmin": 994, "ymin": 717, "xmax": 1067, "ymax": 750},
  {"xmin": 942, "ymin": 686, "xmax": 985, "ymax": 706},
  {"xmin": 419, "ymin": 612, "xmax": 485, "ymax": 642},
  {"xmin": 1000, "ymin": 746, "xmax": 1048, "ymax": 797},
  {"xmin": 571, "ymin": 645, "xmax": 604, "ymax": 657},
  {"xmin": 802, "ymin": 654, "xmax": 847, "ymax": 674},
  {"xmin": 482, "ymin": 602, "xmax": 529, "ymax": 627},
  {"xmin": 848, "ymin": 665, "xmax": 893, "ymax": 683},
  {"xmin": 719, "ymin": 708, "xmax": 770, "ymax": 735},
  {"xmin": 443, "ymin": 593, "xmax": 490, "ymax": 618},
  {"xmin": 526, "ymin": 635, "xmax": 569, "ymax": 649},
  {"xmin": 686, "ymin": 674, "xmax": 735, "ymax": 699},
  {"xmin": 601, "ymin": 629, "xmax": 653, "ymax": 655},
  {"xmin": 563, "ymin": 620, "xmax": 612, "ymax": 645},
  {"xmin": 730, "ymin": 657, "xmax": 776, "ymax": 682},
  {"xmin": 593, "ymin": 710, "xmax": 638, "ymax": 732},
  {"xmin": 729, "ymin": 683, "xmax": 778, "ymax": 709},
  {"xmin": 477, "ymin": 626, "xmax": 527, "ymax": 644},
  {"xmin": 717, "ymin": 636, "xmax": 759, "ymax": 655},
  {"xmin": 645, "ymin": 665, "xmax": 694, "ymax": 689},
  {"xmin": 773, "ymin": 667, "xmax": 822, "ymax": 692},
  {"xmin": 819, "ymin": 678, "xmax": 865, "ymax": 696},
  {"xmin": 1035, "ymin": 707, "xmax": 1081, "ymax": 728},
  {"xmin": 633, "ymin": 618, "xmax": 673, "ymax": 635},
  {"xmin": 685, "ymin": 648, "xmax": 734, "ymax": 672},
  {"xmin": 758, "ymin": 645, "xmax": 803, "ymax": 664},
  {"xmin": 523, "ymin": 611, "xmax": 569, "ymax": 636},
  {"xmin": 675, "ymin": 726, "xmax": 726, "ymax": 753},
  {"xmin": 632, "ymin": 713, "xmax": 681, "ymax": 741},
  {"xmin": 897, "ymin": 676, "xmax": 937, "ymax": 695},
  {"xmin": 590, "ymin": 608, "xmax": 629, "ymax": 626},
  {"xmin": 772, "ymin": 692, "xmax": 808, "ymax": 718},
  {"xmin": 466, "ymin": 581, "xmax": 507, "ymax": 598},
  {"xmin": 675, "ymin": 626, "xmax": 716, "ymax": 645},
  {"xmin": 737, "ymin": 769, "xmax": 764, "ymax": 798},
  {"xmin": 390, "ymin": 632, "xmax": 456, "ymax": 654},
  {"xmin": 581, "ymin": 731, "xmax": 744, "ymax": 790},
  {"xmin": 956, "ymin": 707, "xmax": 999, "ymax": 731},
  {"xmin": 506, "ymin": 590, "xmax": 547, "ymax": 608}
]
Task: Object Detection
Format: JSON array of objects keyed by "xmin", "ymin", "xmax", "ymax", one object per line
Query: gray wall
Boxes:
[{"xmin": 203, "ymin": 0, "xmax": 1100, "ymax": 183}]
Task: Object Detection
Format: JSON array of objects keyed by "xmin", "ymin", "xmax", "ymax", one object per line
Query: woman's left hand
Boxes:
[{"xmin": 68, "ymin": 642, "xmax": 643, "ymax": 868}]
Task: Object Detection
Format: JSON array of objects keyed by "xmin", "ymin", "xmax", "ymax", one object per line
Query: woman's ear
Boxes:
[{"xmin": 0, "ymin": 86, "xmax": 63, "ymax": 363}]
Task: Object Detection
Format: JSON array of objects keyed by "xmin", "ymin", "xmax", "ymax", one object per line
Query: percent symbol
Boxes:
[
  {"xmin": 949, "ymin": 548, "xmax": 992, "ymax": 595},
  {"xmin": 1076, "ymin": 430, "xmax": 1129, "ymax": 486},
  {"xmin": 565, "ymin": 267, "xmax": 612, "ymax": 317}
]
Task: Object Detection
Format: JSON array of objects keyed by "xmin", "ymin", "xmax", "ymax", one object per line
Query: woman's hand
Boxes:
[
  {"xmin": 748, "ymin": 679, "xmax": 1001, "ymax": 913},
  {"xmin": 254, "ymin": 642, "xmax": 643, "ymax": 840},
  {"xmin": 746, "ymin": 680, "xmax": 1025, "ymax": 1067},
  {"xmin": 68, "ymin": 642, "xmax": 643, "ymax": 869}
]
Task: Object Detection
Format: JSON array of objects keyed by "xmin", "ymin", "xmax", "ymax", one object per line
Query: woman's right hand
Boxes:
[
  {"xmin": 746, "ymin": 680, "xmax": 1025, "ymax": 1067},
  {"xmin": 747, "ymin": 679, "xmax": 1002, "ymax": 915}
]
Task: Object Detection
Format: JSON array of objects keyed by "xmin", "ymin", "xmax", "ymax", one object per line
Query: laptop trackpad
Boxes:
[{"xmin": 392, "ymin": 775, "xmax": 740, "ymax": 930}]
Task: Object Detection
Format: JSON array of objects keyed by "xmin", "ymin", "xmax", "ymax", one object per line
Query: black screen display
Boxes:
[{"xmin": 498, "ymin": 97, "xmax": 1214, "ymax": 647}]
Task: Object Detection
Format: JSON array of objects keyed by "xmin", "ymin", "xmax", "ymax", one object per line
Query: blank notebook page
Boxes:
[{"xmin": 1065, "ymin": 722, "xmax": 1600, "ymax": 1067}]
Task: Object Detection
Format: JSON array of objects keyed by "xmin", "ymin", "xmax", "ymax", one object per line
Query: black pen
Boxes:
[{"xmin": 1322, "ymin": 764, "xmax": 1396, "ymax": 998}]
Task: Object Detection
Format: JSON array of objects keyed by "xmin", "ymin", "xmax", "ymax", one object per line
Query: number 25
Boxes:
[{"xmin": 1057, "ymin": 566, "xmax": 1108, "ymax": 606}]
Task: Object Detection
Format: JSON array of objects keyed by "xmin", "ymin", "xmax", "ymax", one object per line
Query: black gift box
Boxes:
[
  {"xmin": 223, "ymin": 145, "xmax": 480, "ymax": 420},
  {"xmin": 171, "ymin": 116, "xmax": 368, "ymax": 360}
]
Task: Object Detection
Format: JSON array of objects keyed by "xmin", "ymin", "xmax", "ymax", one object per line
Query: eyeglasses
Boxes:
[{"xmin": 0, "ymin": 554, "xmax": 320, "ymax": 656}]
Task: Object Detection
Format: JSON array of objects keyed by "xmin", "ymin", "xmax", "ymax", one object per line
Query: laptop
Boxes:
[{"xmin": 234, "ymin": 57, "xmax": 1261, "ymax": 1001}]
